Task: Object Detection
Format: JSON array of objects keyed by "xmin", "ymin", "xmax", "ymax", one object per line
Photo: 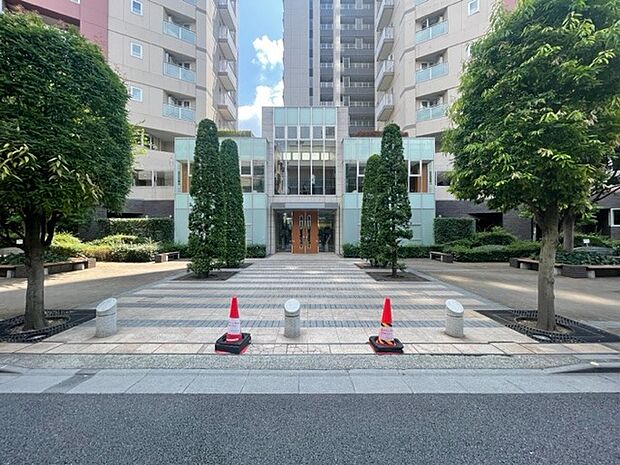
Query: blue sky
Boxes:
[{"xmin": 238, "ymin": 0, "xmax": 284, "ymax": 136}]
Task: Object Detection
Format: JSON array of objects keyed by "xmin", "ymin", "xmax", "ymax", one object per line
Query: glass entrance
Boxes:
[{"xmin": 275, "ymin": 211, "xmax": 335, "ymax": 253}]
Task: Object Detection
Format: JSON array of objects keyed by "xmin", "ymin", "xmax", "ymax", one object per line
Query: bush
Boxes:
[
  {"xmin": 399, "ymin": 244, "xmax": 438, "ymax": 258},
  {"xmin": 246, "ymin": 244, "xmax": 266, "ymax": 258},
  {"xmin": 51, "ymin": 232, "xmax": 84, "ymax": 257},
  {"xmin": 434, "ymin": 218, "xmax": 475, "ymax": 244},
  {"xmin": 446, "ymin": 241, "xmax": 540, "ymax": 262},
  {"xmin": 470, "ymin": 227, "xmax": 517, "ymax": 246},
  {"xmin": 552, "ymin": 251, "xmax": 620, "ymax": 266},
  {"xmin": 90, "ymin": 234, "xmax": 147, "ymax": 246},
  {"xmin": 97, "ymin": 218, "xmax": 173, "ymax": 242},
  {"xmin": 157, "ymin": 241, "xmax": 190, "ymax": 258},
  {"xmin": 572, "ymin": 234, "xmax": 611, "ymax": 248},
  {"xmin": 342, "ymin": 243, "xmax": 360, "ymax": 258},
  {"xmin": 0, "ymin": 250, "xmax": 71, "ymax": 265},
  {"xmin": 81, "ymin": 243, "xmax": 157, "ymax": 262}
]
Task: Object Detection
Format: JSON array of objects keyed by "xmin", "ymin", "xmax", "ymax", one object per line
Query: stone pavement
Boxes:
[
  {"xmin": 0, "ymin": 254, "xmax": 617, "ymax": 357},
  {"xmin": 0, "ymin": 367, "xmax": 619, "ymax": 394}
]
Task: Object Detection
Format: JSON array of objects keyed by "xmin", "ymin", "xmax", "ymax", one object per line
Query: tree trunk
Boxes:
[
  {"xmin": 562, "ymin": 212, "xmax": 576, "ymax": 252},
  {"xmin": 391, "ymin": 247, "xmax": 397, "ymax": 278},
  {"xmin": 537, "ymin": 210, "xmax": 560, "ymax": 332},
  {"xmin": 23, "ymin": 215, "xmax": 46, "ymax": 331}
]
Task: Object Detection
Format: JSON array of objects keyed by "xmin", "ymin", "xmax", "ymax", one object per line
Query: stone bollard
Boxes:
[
  {"xmin": 284, "ymin": 299, "xmax": 301, "ymax": 338},
  {"xmin": 445, "ymin": 299, "xmax": 464, "ymax": 338},
  {"xmin": 95, "ymin": 298, "xmax": 118, "ymax": 338}
]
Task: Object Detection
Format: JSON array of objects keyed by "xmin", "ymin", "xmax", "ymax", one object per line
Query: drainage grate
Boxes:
[
  {"xmin": 477, "ymin": 310, "xmax": 620, "ymax": 344},
  {"xmin": 0, "ymin": 309, "xmax": 96, "ymax": 343}
]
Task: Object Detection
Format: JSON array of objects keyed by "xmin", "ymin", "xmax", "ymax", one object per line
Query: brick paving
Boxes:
[{"xmin": 0, "ymin": 254, "xmax": 617, "ymax": 356}]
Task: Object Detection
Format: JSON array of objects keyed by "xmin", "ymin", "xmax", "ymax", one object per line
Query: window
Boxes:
[
  {"xmin": 409, "ymin": 160, "xmax": 429, "ymax": 193},
  {"xmin": 130, "ymin": 86, "xmax": 143, "ymax": 102},
  {"xmin": 133, "ymin": 170, "xmax": 152, "ymax": 186},
  {"xmin": 130, "ymin": 42, "xmax": 143, "ymax": 58},
  {"xmin": 131, "ymin": 0, "xmax": 143, "ymax": 15},
  {"xmin": 300, "ymin": 126, "xmax": 310, "ymax": 139},
  {"xmin": 240, "ymin": 160, "xmax": 265, "ymax": 193},
  {"xmin": 313, "ymin": 126, "xmax": 323, "ymax": 139},
  {"xmin": 436, "ymin": 171, "xmax": 451, "ymax": 187},
  {"xmin": 611, "ymin": 209, "xmax": 620, "ymax": 227},
  {"xmin": 155, "ymin": 171, "xmax": 173, "ymax": 187},
  {"xmin": 467, "ymin": 0, "xmax": 479, "ymax": 15},
  {"xmin": 275, "ymin": 126, "xmax": 285, "ymax": 139},
  {"xmin": 345, "ymin": 161, "xmax": 365, "ymax": 193},
  {"xmin": 287, "ymin": 126, "xmax": 298, "ymax": 139},
  {"xmin": 325, "ymin": 126, "xmax": 335, "ymax": 139}
]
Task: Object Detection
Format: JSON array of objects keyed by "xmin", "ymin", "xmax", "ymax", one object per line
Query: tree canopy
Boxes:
[
  {"xmin": 444, "ymin": 0, "xmax": 620, "ymax": 330},
  {"xmin": 0, "ymin": 12, "xmax": 133, "ymax": 329}
]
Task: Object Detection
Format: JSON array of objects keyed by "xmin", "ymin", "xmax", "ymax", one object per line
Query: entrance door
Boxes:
[{"xmin": 291, "ymin": 211, "xmax": 319, "ymax": 254}]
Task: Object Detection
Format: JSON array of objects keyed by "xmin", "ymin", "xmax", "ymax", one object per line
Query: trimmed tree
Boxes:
[
  {"xmin": 220, "ymin": 139, "xmax": 246, "ymax": 267},
  {"xmin": 0, "ymin": 13, "xmax": 133, "ymax": 330},
  {"xmin": 444, "ymin": 0, "xmax": 620, "ymax": 331},
  {"xmin": 376, "ymin": 124, "xmax": 413, "ymax": 277},
  {"xmin": 188, "ymin": 119, "xmax": 225, "ymax": 277},
  {"xmin": 359, "ymin": 154, "xmax": 382, "ymax": 266}
]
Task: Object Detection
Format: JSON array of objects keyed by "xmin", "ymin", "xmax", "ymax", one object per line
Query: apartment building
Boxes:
[
  {"xmin": 373, "ymin": 0, "xmax": 532, "ymax": 236},
  {"xmin": 174, "ymin": 106, "xmax": 436, "ymax": 253},
  {"xmin": 4, "ymin": 0, "xmax": 239, "ymax": 218},
  {"xmin": 283, "ymin": 0, "xmax": 376, "ymax": 135}
]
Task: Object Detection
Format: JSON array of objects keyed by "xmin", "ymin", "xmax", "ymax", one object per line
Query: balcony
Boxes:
[
  {"xmin": 416, "ymin": 62, "xmax": 448, "ymax": 83},
  {"xmin": 218, "ymin": 27, "xmax": 237, "ymax": 60},
  {"xmin": 217, "ymin": 0, "xmax": 237, "ymax": 31},
  {"xmin": 416, "ymin": 21, "xmax": 448, "ymax": 44},
  {"xmin": 377, "ymin": 92, "xmax": 394, "ymax": 121},
  {"xmin": 163, "ymin": 62, "xmax": 196, "ymax": 83},
  {"xmin": 218, "ymin": 92, "xmax": 237, "ymax": 121},
  {"xmin": 376, "ymin": 26, "xmax": 394, "ymax": 61},
  {"xmin": 218, "ymin": 60, "xmax": 237, "ymax": 91},
  {"xmin": 376, "ymin": 0, "xmax": 394, "ymax": 30},
  {"xmin": 417, "ymin": 104, "xmax": 447, "ymax": 122},
  {"xmin": 376, "ymin": 60, "xmax": 394, "ymax": 91},
  {"xmin": 163, "ymin": 21, "xmax": 196, "ymax": 45},
  {"xmin": 163, "ymin": 103, "xmax": 195, "ymax": 122}
]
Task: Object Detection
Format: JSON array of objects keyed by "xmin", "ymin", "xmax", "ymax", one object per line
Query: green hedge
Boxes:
[
  {"xmin": 342, "ymin": 243, "xmax": 360, "ymax": 258},
  {"xmin": 551, "ymin": 251, "xmax": 620, "ymax": 266},
  {"xmin": 51, "ymin": 233, "xmax": 158, "ymax": 262},
  {"xmin": 246, "ymin": 244, "xmax": 266, "ymax": 258},
  {"xmin": 97, "ymin": 218, "xmax": 173, "ymax": 242},
  {"xmin": 446, "ymin": 241, "xmax": 541, "ymax": 262},
  {"xmin": 0, "ymin": 250, "xmax": 71, "ymax": 265},
  {"xmin": 434, "ymin": 218, "xmax": 475, "ymax": 244}
]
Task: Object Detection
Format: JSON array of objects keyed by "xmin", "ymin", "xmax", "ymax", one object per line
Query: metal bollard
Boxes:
[
  {"xmin": 95, "ymin": 298, "xmax": 118, "ymax": 338},
  {"xmin": 284, "ymin": 299, "xmax": 301, "ymax": 338},
  {"xmin": 445, "ymin": 299, "xmax": 464, "ymax": 338}
]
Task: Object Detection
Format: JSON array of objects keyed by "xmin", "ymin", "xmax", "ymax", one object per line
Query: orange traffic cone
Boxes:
[
  {"xmin": 369, "ymin": 297, "xmax": 403, "ymax": 353},
  {"xmin": 215, "ymin": 296, "xmax": 251, "ymax": 354}
]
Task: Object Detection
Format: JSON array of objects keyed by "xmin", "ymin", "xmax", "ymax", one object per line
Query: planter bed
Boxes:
[{"xmin": 510, "ymin": 257, "xmax": 620, "ymax": 279}]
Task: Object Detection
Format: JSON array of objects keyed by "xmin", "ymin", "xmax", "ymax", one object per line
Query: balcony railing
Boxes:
[
  {"xmin": 218, "ymin": 60, "xmax": 237, "ymax": 90},
  {"xmin": 217, "ymin": 0, "xmax": 237, "ymax": 31},
  {"xmin": 376, "ymin": 60, "xmax": 394, "ymax": 80},
  {"xmin": 416, "ymin": 104, "xmax": 447, "ymax": 122},
  {"xmin": 163, "ymin": 21, "xmax": 196, "ymax": 45},
  {"xmin": 416, "ymin": 21, "xmax": 447, "ymax": 44},
  {"xmin": 163, "ymin": 62, "xmax": 196, "ymax": 83},
  {"xmin": 416, "ymin": 62, "xmax": 448, "ymax": 83},
  {"xmin": 377, "ymin": 92, "xmax": 394, "ymax": 121},
  {"xmin": 376, "ymin": 0, "xmax": 394, "ymax": 30},
  {"xmin": 163, "ymin": 103, "xmax": 195, "ymax": 121},
  {"xmin": 376, "ymin": 26, "xmax": 394, "ymax": 60}
]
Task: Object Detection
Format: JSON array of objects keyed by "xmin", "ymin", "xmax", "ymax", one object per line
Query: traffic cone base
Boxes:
[
  {"xmin": 368, "ymin": 336, "xmax": 404, "ymax": 353},
  {"xmin": 215, "ymin": 332, "xmax": 252, "ymax": 354}
]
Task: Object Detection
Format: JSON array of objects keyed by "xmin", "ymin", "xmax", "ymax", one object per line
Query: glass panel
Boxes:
[
  {"xmin": 287, "ymin": 157, "xmax": 299, "ymax": 195},
  {"xmin": 318, "ymin": 211, "xmax": 335, "ymax": 252},
  {"xmin": 410, "ymin": 160, "xmax": 421, "ymax": 175},
  {"xmin": 325, "ymin": 126, "xmax": 335, "ymax": 139},
  {"xmin": 252, "ymin": 161, "xmax": 265, "ymax": 193},
  {"xmin": 613, "ymin": 209, "xmax": 620, "ymax": 226},
  {"xmin": 241, "ymin": 176, "xmax": 252, "ymax": 193},
  {"xmin": 345, "ymin": 162, "xmax": 358, "ymax": 193},
  {"xmin": 324, "ymin": 141, "xmax": 336, "ymax": 195},
  {"xmin": 276, "ymin": 212, "xmax": 292, "ymax": 252},
  {"xmin": 313, "ymin": 126, "xmax": 323, "ymax": 139},
  {"xmin": 155, "ymin": 171, "xmax": 174, "ymax": 186},
  {"xmin": 287, "ymin": 126, "xmax": 298, "ymax": 139},
  {"xmin": 240, "ymin": 160, "xmax": 252, "ymax": 175},
  {"xmin": 300, "ymin": 141, "xmax": 312, "ymax": 195},
  {"xmin": 133, "ymin": 170, "xmax": 152, "ymax": 186},
  {"xmin": 274, "ymin": 141, "xmax": 286, "ymax": 195},
  {"xmin": 306, "ymin": 215, "xmax": 312, "ymax": 249},
  {"xmin": 275, "ymin": 126, "xmax": 285, "ymax": 139},
  {"xmin": 312, "ymin": 160, "xmax": 324, "ymax": 195},
  {"xmin": 300, "ymin": 126, "xmax": 310, "ymax": 139}
]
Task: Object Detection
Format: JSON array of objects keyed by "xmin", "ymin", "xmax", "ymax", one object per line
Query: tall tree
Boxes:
[
  {"xmin": 444, "ymin": 0, "xmax": 620, "ymax": 330},
  {"xmin": 188, "ymin": 119, "xmax": 225, "ymax": 277},
  {"xmin": 359, "ymin": 154, "xmax": 382, "ymax": 266},
  {"xmin": 376, "ymin": 124, "xmax": 412, "ymax": 277},
  {"xmin": 220, "ymin": 139, "xmax": 246, "ymax": 267},
  {"xmin": 0, "ymin": 13, "xmax": 133, "ymax": 330}
]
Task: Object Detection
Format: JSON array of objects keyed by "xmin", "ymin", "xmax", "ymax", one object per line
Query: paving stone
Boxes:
[
  {"xmin": 242, "ymin": 372, "xmax": 299, "ymax": 393},
  {"xmin": 67, "ymin": 373, "xmax": 146, "ymax": 393},
  {"xmin": 0, "ymin": 375, "xmax": 72, "ymax": 393},
  {"xmin": 126, "ymin": 374, "xmax": 197, "ymax": 393}
]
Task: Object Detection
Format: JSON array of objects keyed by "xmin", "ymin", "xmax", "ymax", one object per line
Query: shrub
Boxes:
[
  {"xmin": 97, "ymin": 218, "xmax": 174, "ymax": 242},
  {"xmin": 434, "ymin": 218, "xmax": 475, "ymax": 244},
  {"xmin": 552, "ymin": 251, "xmax": 620, "ymax": 266},
  {"xmin": 246, "ymin": 244, "xmax": 266, "ymax": 258},
  {"xmin": 90, "ymin": 234, "xmax": 146, "ymax": 246},
  {"xmin": 0, "ymin": 250, "xmax": 71, "ymax": 265},
  {"xmin": 342, "ymin": 243, "xmax": 360, "ymax": 258},
  {"xmin": 399, "ymin": 244, "xmax": 437, "ymax": 258},
  {"xmin": 470, "ymin": 227, "xmax": 517, "ymax": 246},
  {"xmin": 157, "ymin": 241, "xmax": 190, "ymax": 258},
  {"xmin": 572, "ymin": 234, "xmax": 611, "ymax": 248},
  {"xmin": 81, "ymin": 243, "xmax": 156, "ymax": 262},
  {"xmin": 51, "ymin": 232, "xmax": 84, "ymax": 257},
  {"xmin": 446, "ymin": 241, "xmax": 540, "ymax": 262}
]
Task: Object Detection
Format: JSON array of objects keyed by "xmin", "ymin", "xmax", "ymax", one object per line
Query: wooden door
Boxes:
[{"xmin": 291, "ymin": 211, "xmax": 319, "ymax": 254}]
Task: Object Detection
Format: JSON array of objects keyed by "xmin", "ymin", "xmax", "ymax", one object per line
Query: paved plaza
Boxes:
[{"xmin": 1, "ymin": 254, "xmax": 617, "ymax": 357}]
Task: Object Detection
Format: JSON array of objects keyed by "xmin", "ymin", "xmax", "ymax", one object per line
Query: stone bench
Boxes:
[
  {"xmin": 510, "ymin": 258, "xmax": 563, "ymax": 275},
  {"xmin": 429, "ymin": 251, "xmax": 454, "ymax": 263},
  {"xmin": 155, "ymin": 251, "xmax": 181, "ymax": 263},
  {"xmin": 1, "ymin": 258, "xmax": 94, "ymax": 279},
  {"xmin": 562, "ymin": 264, "xmax": 620, "ymax": 279}
]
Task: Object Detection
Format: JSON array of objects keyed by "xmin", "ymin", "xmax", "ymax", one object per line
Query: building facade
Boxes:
[
  {"xmin": 174, "ymin": 106, "xmax": 436, "ymax": 253},
  {"xmin": 283, "ymin": 0, "xmax": 376, "ymax": 135},
  {"xmin": 374, "ymin": 0, "xmax": 532, "ymax": 238},
  {"xmin": 4, "ymin": 0, "xmax": 239, "ymax": 218}
]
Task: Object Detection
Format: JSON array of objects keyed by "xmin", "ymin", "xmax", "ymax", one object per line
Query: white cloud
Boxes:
[
  {"xmin": 238, "ymin": 81, "xmax": 283, "ymax": 136},
  {"xmin": 252, "ymin": 35, "xmax": 283, "ymax": 70}
]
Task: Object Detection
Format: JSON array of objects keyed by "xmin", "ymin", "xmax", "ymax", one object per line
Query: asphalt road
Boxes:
[{"xmin": 1, "ymin": 393, "xmax": 618, "ymax": 465}]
